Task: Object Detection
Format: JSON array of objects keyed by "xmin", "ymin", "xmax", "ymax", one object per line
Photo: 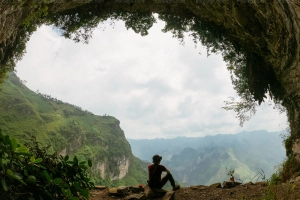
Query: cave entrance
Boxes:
[{"xmin": 15, "ymin": 18, "xmax": 286, "ymax": 139}]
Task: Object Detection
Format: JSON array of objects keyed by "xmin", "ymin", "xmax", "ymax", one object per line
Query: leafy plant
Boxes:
[
  {"xmin": 268, "ymin": 173, "xmax": 281, "ymax": 185},
  {"xmin": 226, "ymin": 168, "xmax": 235, "ymax": 177},
  {"xmin": 0, "ymin": 132, "xmax": 31, "ymax": 194},
  {"xmin": 0, "ymin": 131, "xmax": 94, "ymax": 199}
]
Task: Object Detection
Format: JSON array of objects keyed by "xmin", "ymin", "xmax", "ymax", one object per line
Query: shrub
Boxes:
[
  {"xmin": 278, "ymin": 155, "xmax": 300, "ymax": 182},
  {"xmin": 268, "ymin": 173, "xmax": 281, "ymax": 185},
  {"xmin": 0, "ymin": 131, "xmax": 94, "ymax": 199}
]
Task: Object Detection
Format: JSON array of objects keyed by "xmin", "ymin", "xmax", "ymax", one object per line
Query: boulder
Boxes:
[
  {"xmin": 108, "ymin": 186, "xmax": 129, "ymax": 196},
  {"xmin": 209, "ymin": 182, "xmax": 222, "ymax": 188},
  {"xmin": 117, "ymin": 186, "xmax": 129, "ymax": 195},
  {"xmin": 131, "ymin": 186, "xmax": 144, "ymax": 193},
  {"xmin": 144, "ymin": 185, "xmax": 168, "ymax": 198},
  {"xmin": 144, "ymin": 185, "xmax": 155, "ymax": 198},
  {"xmin": 222, "ymin": 181, "xmax": 235, "ymax": 188},
  {"xmin": 295, "ymin": 176, "xmax": 300, "ymax": 182},
  {"xmin": 108, "ymin": 187, "xmax": 118, "ymax": 195},
  {"xmin": 162, "ymin": 191, "xmax": 175, "ymax": 200}
]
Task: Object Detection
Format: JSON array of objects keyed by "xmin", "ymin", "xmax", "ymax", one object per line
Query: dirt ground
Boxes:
[{"xmin": 90, "ymin": 181, "xmax": 300, "ymax": 200}]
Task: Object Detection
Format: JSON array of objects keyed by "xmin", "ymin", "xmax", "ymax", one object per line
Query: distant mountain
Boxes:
[
  {"xmin": 0, "ymin": 72, "xmax": 147, "ymax": 186},
  {"xmin": 128, "ymin": 130, "xmax": 286, "ymax": 186}
]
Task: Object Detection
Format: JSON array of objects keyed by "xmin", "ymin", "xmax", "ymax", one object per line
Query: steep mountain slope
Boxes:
[
  {"xmin": 0, "ymin": 72, "xmax": 147, "ymax": 186},
  {"xmin": 128, "ymin": 130, "xmax": 286, "ymax": 186}
]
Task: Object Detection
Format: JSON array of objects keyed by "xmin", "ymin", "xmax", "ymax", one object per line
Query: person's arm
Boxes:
[
  {"xmin": 163, "ymin": 166, "xmax": 170, "ymax": 174},
  {"xmin": 148, "ymin": 165, "xmax": 151, "ymax": 180}
]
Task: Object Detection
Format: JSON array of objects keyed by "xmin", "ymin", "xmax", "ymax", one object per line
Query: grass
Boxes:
[{"xmin": 261, "ymin": 182, "xmax": 300, "ymax": 200}]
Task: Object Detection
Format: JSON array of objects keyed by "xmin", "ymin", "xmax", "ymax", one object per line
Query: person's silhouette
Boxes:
[{"xmin": 147, "ymin": 154, "xmax": 180, "ymax": 191}]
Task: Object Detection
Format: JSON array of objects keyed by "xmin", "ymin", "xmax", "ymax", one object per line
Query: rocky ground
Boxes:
[{"xmin": 90, "ymin": 181, "xmax": 300, "ymax": 200}]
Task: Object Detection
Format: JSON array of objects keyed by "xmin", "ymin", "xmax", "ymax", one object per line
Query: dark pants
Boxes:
[{"xmin": 151, "ymin": 173, "xmax": 175, "ymax": 189}]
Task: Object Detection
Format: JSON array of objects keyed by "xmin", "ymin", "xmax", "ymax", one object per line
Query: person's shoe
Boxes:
[{"xmin": 172, "ymin": 185, "xmax": 180, "ymax": 191}]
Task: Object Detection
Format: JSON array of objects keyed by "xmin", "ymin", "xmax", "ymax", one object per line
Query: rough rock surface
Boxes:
[{"xmin": 91, "ymin": 182, "xmax": 300, "ymax": 200}]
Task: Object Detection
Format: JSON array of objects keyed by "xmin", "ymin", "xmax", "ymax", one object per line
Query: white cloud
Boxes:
[{"xmin": 15, "ymin": 19, "xmax": 287, "ymax": 139}]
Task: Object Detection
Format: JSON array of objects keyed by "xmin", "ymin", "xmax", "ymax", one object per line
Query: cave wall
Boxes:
[{"xmin": 1, "ymin": 0, "xmax": 300, "ymax": 174}]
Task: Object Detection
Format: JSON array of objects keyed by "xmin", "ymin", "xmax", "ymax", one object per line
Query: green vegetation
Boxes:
[
  {"xmin": 0, "ymin": 72, "xmax": 147, "ymax": 186},
  {"xmin": 268, "ymin": 173, "xmax": 281, "ymax": 186},
  {"xmin": 275, "ymin": 155, "xmax": 300, "ymax": 183},
  {"xmin": 227, "ymin": 168, "xmax": 235, "ymax": 177},
  {"xmin": 263, "ymin": 177, "xmax": 298, "ymax": 200},
  {"xmin": 0, "ymin": 131, "xmax": 94, "ymax": 199}
]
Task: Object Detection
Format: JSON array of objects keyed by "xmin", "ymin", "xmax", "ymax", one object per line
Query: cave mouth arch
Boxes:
[
  {"xmin": 1, "ymin": 0, "xmax": 299, "ymax": 179},
  {"xmin": 3, "ymin": 1, "xmax": 293, "ymax": 109}
]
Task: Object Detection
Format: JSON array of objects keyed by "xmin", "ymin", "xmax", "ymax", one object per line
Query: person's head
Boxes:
[{"xmin": 152, "ymin": 154, "xmax": 162, "ymax": 164}]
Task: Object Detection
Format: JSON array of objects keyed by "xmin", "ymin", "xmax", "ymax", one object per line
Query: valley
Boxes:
[
  {"xmin": 0, "ymin": 72, "xmax": 287, "ymax": 190},
  {"xmin": 129, "ymin": 130, "xmax": 286, "ymax": 186}
]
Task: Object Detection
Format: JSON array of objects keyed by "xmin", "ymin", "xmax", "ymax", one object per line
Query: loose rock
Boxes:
[
  {"xmin": 95, "ymin": 185, "xmax": 108, "ymax": 190},
  {"xmin": 125, "ymin": 193, "xmax": 146, "ymax": 200}
]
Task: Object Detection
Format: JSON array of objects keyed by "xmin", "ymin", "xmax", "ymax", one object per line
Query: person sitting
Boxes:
[{"xmin": 148, "ymin": 154, "xmax": 180, "ymax": 191}]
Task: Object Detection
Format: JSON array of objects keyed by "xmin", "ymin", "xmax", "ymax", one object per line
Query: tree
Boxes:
[{"xmin": 0, "ymin": 0, "xmax": 300, "ymax": 180}]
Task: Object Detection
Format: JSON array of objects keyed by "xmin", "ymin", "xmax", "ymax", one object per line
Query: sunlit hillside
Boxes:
[{"xmin": 0, "ymin": 72, "xmax": 147, "ymax": 186}]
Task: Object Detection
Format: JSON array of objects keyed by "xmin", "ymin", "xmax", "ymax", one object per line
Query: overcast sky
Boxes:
[{"xmin": 15, "ymin": 18, "xmax": 287, "ymax": 139}]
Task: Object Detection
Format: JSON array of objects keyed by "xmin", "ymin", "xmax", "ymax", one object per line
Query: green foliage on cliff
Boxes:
[{"xmin": 0, "ymin": 72, "xmax": 147, "ymax": 186}]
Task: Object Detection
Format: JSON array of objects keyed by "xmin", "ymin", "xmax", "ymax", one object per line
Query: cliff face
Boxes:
[
  {"xmin": 93, "ymin": 156, "xmax": 129, "ymax": 180},
  {"xmin": 0, "ymin": 72, "xmax": 146, "ymax": 185}
]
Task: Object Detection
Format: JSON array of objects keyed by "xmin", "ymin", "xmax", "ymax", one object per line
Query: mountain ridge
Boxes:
[
  {"xmin": 0, "ymin": 72, "xmax": 147, "ymax": 186},
  {"xmin": 128, "ymin": 130, "xmax": 286, "ymax": 186}
]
